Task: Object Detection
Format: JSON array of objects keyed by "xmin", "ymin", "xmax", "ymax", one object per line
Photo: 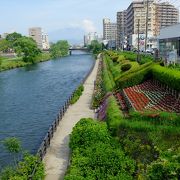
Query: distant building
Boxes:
[
  {"xmin": 153, "ymin": 2, "xmax": 179, "ymax": 36},
  {"xmin": 1, "ymin": 33, "xmax": 9, "ymax": 39},
  {"xmin": 103, "ymin": 18, "xmax": 117, "ymax": 41},
  {"xmin": 159, "ymin": 23, "xmax": 180, "ymax": 64},
  {"xmin": 117, "ymin": 1, "xmax": 179, "ymax": 51},
  {"xmin": 42, "ymin": 32, "xmax": 50, "ymax": 50},
  {"xmin": 117, "ymin": 10, "xmax": 127, "ymax": 49},
  {"xmin": 29, "ymin": 27, "xmax": 50, "ymax": 50},
  {"xmin": 84, "ymin": 32, "xmax": 102, "ymax": 46}
]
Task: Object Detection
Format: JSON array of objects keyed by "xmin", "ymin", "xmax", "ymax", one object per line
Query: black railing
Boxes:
[{"xmin": 29, "ymin": 59, "xmax": 96, "ymax": 179}]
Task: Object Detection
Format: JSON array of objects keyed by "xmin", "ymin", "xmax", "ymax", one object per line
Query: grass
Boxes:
[
  {"xmin": 70, "ymin": 85, "xmax": 84, "ymax": 104},
  {"xmin": 0, "ymin": 53, "xmax": 51, "ymax": 72}
]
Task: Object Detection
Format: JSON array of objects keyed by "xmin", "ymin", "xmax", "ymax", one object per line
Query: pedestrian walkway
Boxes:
[{"xmin": 43, "ymin": 57, "xmax": 99, "ymax": 180}]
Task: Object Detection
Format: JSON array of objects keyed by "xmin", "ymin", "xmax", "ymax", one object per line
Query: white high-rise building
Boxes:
[
  {"xmin": 29, "ymin": 27, "xmax": 50, "ymax": 50},
  {"xmin": 84, "ymin": 32, "xmax": 100, "ymax": 46}
]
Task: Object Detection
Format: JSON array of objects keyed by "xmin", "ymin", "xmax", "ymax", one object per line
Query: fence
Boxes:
[{"xmin": 29, "ymin": 59, "xmax": 96, "ymax": 179}]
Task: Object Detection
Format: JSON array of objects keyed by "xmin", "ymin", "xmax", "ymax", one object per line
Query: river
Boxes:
[{"xmin": 0, "ymin": 51, "xmax": 94, "ymax": 168}]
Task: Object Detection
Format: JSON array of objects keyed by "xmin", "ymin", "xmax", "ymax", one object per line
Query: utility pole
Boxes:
[
  {"xmin": 137, "ymin": 19, "xmax": 140, "ymax": 62},
  {"xmin": 145, "ymin": 0, "xmax": 149, "ymax": 52}
]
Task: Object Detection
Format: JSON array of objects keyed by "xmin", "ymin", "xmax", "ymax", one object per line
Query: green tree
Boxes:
[
  {"xmin": 6, "ymin": 32, "xmax": 22, "ymax": 43},
  {"xmin": 0, "ymin": 138, "xmax": 45, "ymax": 180},
  {"xmin": 50, "ymin": 40, "xmax": 69, "ymax": 58},
  {"xmin": 0, "ymin": 39, "xmax": 11, "ymax": 52},
  {"xmin": 13, "ymin": 37, "xmax": 41, "ymax": 63},
  {"xmin": 88, "ymin": 40, "xmax": 102, "ymax": 54},
  {"xmin": 3, "ymin": 137, "xmax": 21, "ymax": 166}
]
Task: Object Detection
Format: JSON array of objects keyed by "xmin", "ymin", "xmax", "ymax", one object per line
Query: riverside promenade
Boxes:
[{"xmin": 43, "ymin": 57, "xmax": 100, "ymax": 180}]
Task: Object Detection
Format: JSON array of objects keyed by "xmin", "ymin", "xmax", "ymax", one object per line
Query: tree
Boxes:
[
  {"xmin": 0, "ymin": 138, "xmax": 45, "ymax": 180},
  {"xmin": 0, "ymin": 39, "xmax": 11, "ymax": 53},
  {"xmin": 4, "ymin": 32, "xmax": 41, "ymax": 63},
  {"xmin": 50, "ymin": 40, "xmax": 69, "ymax": 58},
  {"xmin": 6, "ymin": 32, "xmax": 22, "ymax": 43},
  {"xmin": 3, "ymin": 137, "xmax": 21, "ymax": 166},
  {"xmin": 13, "ymin": 37, "xmax": 41, "ymax": 63},
  {"xmin": 88, "ymin": 40, "xmax": 103, "ymax": 54}
]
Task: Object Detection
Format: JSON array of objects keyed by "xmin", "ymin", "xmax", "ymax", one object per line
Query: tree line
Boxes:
[{"xmin": 0, "ymin": 32, "xmax": 70, "ymax": 64}]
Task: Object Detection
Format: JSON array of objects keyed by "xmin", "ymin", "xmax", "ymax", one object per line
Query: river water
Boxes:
[{"xmin": 0, "ymin": 51, "xmax": 94, "ymax": 168}]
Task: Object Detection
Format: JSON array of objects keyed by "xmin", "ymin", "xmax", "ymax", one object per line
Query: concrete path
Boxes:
[{"xmin": 43, "ymin": 57, "xmax": 99, "ymax": 180}]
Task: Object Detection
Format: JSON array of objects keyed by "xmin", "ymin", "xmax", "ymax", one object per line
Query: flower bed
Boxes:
[{"xmin": 123, "ymin": 80, "xmax": 180, "ymax": 113}]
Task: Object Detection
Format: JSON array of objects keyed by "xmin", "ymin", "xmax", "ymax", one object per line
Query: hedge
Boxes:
[
  {"xmin": 69, "ymin": 118, "xmax": 111, "ymax": 150},
  {"xmin": 106, "ymin": 96, "xmax": 124, "ymax": 136},
  {"xmin": 116, "ymin": 65, "xmax": 152, "ymax": 89},
  {"xmin": 66, "ymin": 118, "xmax": 135, "ymax": 180},
  {"xmin": 70, "ymin": 85, "xmax": 84, "ymax": 104},
  {"xmin": 102, "ymin": 57, "xmax": 115, "ymax": 92},
  {"xmin": 152, "ymin": 65, "xmax": 180, "ymax": 91}
]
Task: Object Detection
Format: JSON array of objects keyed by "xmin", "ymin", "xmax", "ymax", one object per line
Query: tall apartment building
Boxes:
[
  {"xmin": 126, "ymin": 1, "xmax": 154, "ymax": 37},
  {"xmin": 121, "ymin": 0, "xmax": 179, "ymax": 50},
  {"xmin": 117, "ymin": 10, "xmax": 127, "ymax": 49},
  {"xmin": 103, "ymin": 18, "xmax": 117, "ymax": 41},
  {"xmin": 29, "ymin": 27, "xmax": 50, "ymax": 50},
  {"xmin": 153, "ymin": 2, "xmax": 179, "ymax": 36}
]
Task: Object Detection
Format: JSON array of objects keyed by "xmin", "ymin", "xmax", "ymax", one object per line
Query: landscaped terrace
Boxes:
[{"xmin": 121, "ymin": 80, "xmax": 180, "ymax": 113}]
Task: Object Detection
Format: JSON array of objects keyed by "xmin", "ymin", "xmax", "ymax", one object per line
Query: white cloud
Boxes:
[{"xmin": 82, "ymin": 19, "xmax": 96, "ymax": 33}]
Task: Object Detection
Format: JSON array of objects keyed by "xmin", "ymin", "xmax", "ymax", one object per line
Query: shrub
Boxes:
[
  {"xmin": 117, "ymin": 66, "xmax": 152, "ymax": 89},
  {"xmin": 106, "ymin": 96, "xmax": 124, "ymax": 136},
  {"xmin": 147, "ymin": 160, "xmax": 180, "ymax": 180},
  {"xmin": 121, "ymin": 63, "xmax": 132, "ymax": 72},
  {"xmin": 0, "ymin": 154, "xmax": 45, "ymax": 180},
  {"xmin": 70, "ymin": 85, "xmax": 84, "ymax": 104},
  {"xmin": 111, "ymin": 55, "xmax": 119, "ymax": 62},
  {"xmin": 152, "ymin": 65, "xmax": 180, "ymax": 91},
  {"xmin": 66, "ymin": 118, "xmax": 135, "ymax": 180},
  {"xmin": 69, "ymin": 118, "xmax": 111, "ymax": 150},
  {"xmin": 102, "ymin": 57, "xmax": 115, "ymax": 92}
]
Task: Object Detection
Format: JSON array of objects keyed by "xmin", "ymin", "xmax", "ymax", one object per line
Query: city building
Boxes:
[
  {"xmin": 84, "ymin": 32, "xmax": 99, "ymax": 46},
  {"xmin": 119, "ymin": 0, "xmax": 179, "ymax": 51},
  {"xmin": 103, "ymin": 18, "xmax": 117, "ymax": 41},
  {"xmin": 1, "ymin": 33, "xmax": 9, "ymax": 39},
  {"xmin": 29, "ymin": 27, "xmax": 50, "ymax": 50},
  {"xmin": 42, "ymin": 32, "xmax": 50, "ymax": 50},
  {"xmin": 126, "ymin": 0, "xmax": 155, "ymax": 50},
  {"xmin": 153, "ymin": 2, "xmax": 179, "ymax": 36},
  {"xmin": 117, "ymin": 10, "xmax": 127, "ymax": 49},
  {"xmin": 159, "ymin": 23, "xmax": 180, "ymax": 64},
  {"xmin": 103, "ymin": 18, "xmax": 117, "ymax": 49}
]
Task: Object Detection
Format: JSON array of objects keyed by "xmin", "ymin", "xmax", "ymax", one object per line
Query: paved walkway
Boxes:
[{"xmin": 43, "ymin": 57, "xmax": 99, "ymax": 180}]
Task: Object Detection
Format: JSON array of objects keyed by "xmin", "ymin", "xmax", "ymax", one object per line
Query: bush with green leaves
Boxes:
[
  {"xmin": 147, "ymin": 159, "xmax": 180, "ymax": 180},
  {"xmin": 0, "ymin": 154, "xmax": 45, "ymax": 180},
  {"xmin": 0, "ymin": 137, "xmax": 45, "ymax": 180},
  {"xmin": 102, "ymin": 57, "xmax": 115, "ymax": 92},
  {"xmin": 117, "ymin": 65, "xmax": 152, "ymax": 89},
  {"xmin": 66, "ymin": 118, "xmax": 135, "ymax": 180},
  {"xmin": 152, "ymin": 64, "xmax": 180, "ymax": 91},
  {"xmin": 69, "ymin": 118, "xmax": 111, "ymax": 150},
  {"xmin": 106, "ymin": 96, "xmax": 124, "ymax": 136},
  {"xmin": 70, "ymin": 85, "xmax": 84, "ymax": 104},
  {"xmin": 121, "ymin": 63, "xmax": 132, "ymax": 72}
]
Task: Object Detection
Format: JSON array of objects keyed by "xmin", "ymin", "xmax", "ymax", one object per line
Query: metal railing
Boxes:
[{"xmin": 29, "ymin": 59, "xmax": 96, "ymax": 179}]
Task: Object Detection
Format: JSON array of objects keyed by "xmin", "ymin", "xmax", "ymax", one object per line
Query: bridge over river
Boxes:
[{"xmin": 0, "ymin": 50, "xmax": 94, "ymax": 168}]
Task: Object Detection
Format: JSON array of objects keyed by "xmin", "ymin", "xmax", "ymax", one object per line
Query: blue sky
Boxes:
[{"xmin": 1, "ymin": 0, "xmax": 132, "ymax": 43}]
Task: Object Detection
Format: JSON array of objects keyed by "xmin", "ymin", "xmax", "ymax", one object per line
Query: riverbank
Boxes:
[
  {"xmin": 43, "ymin": 56, "xmax": 100, "ymax": 180},
  {"xmin": 0, "ymin": 53, "xmax": 52, "ymax": 72}
]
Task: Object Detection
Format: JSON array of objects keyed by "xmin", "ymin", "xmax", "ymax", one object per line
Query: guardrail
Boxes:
[{"xmin": 29, "ymin": 58, "xmax": 96, "ymax": 179}]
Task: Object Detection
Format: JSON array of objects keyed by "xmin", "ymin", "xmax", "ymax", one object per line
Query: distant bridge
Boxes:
[{"xmin": 69, "ymin": 47, "xmax": 88, "ymax": 51}]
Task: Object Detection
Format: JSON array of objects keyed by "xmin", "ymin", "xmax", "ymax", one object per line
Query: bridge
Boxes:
[
  {"xmin": 69, "ymin": 46, "xmax": 90, "ymax": 55},
  {"xmin": 69, "ymin": 46, "xmax": 88, "ymax": 51}
]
